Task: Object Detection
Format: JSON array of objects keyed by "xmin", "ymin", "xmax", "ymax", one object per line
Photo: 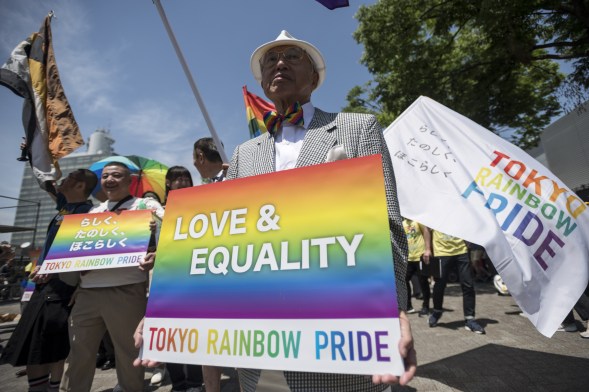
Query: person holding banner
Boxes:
[
  {"xmin": 426, "ymin": 230, "xmax": 486, "ymax": 334},
  {"xmin": 226, "ymin": 30, "xmax": 415, "ymax": 391},
  {"xmin": 60, "ymin": 162, "xmax": 164, "ymax": 392},
  {"xmin": 1, "ymin": 169, "xmax": 97, "ymax": 392}
]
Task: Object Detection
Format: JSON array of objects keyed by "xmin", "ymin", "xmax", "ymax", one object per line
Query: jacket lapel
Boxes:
[
  {"xmin": 253, "ymin": 133, "xmax": 276, "ymax": 175},
  {"xmin": 295, "ymin": 109, "xmax": 337, "ymax": 168}
]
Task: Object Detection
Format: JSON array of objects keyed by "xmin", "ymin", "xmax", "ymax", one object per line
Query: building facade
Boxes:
[
  {"xmin": 11, "ymin": 129, "xmax": 116, "ymax": 248},
  {"xmin": 532, "ymin": 101, "xmax": 589, "ymax": 202}
]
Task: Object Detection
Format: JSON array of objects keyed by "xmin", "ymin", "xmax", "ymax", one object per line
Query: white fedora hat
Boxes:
[{"xmin": 250, "ymin": 30, "xmax": 326, "ymax": 89}]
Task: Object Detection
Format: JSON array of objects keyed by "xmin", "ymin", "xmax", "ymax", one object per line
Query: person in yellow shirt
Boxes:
[
  {"xmin": 426, "ymin": 229, "xmax": 486, "ymax": 334},
  {"xmin": 402, "ymin": 219, "xmax": 432, "ymax": 316}
]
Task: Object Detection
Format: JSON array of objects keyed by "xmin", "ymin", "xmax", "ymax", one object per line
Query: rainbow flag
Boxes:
[{"xmin": 243, "ymin": 86, "xmax": 274, "ymax": 138}]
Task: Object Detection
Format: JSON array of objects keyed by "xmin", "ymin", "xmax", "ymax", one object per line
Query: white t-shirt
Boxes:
[{"xmin": 80, "ymin": 196, "xmax": 164, "ymax": 288}]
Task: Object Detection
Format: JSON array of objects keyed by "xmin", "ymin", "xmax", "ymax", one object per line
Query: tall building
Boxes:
[
  {"xmin": 11, "ymin": 129, "xmax": 116, "ymax": 248},
  {"xmin": 528, "ymin": 101, "xmax": 589, "ymax": 201}
]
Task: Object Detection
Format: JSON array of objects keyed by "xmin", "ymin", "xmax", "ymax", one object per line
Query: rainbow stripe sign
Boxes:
[
  {"xmin": 143, "ymin": 155, "xmax": 403, "ymax": 375},
  {"xmin": 39, "ymin": 209, "xmax": 152, "ymax": 274},
  {"xmin": 21, "ymin": 248, "xmax": 41, "ymax": 302}
]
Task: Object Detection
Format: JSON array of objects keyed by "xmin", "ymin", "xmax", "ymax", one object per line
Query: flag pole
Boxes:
[{"xmin": 152, "ymin": 0, "xmax": 229, "ymax": 162}]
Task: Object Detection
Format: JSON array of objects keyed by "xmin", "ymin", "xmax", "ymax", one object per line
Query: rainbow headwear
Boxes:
[{"xmin": 263, "ymin": 102, "xmax": 304, "ymax": 135}]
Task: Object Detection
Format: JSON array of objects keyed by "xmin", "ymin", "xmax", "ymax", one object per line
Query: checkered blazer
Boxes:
[{"xmin": 227, "ymin": 108, "xmax": 409, "ymax": 392}]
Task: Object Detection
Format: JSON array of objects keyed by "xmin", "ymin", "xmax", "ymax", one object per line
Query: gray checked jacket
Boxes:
[{"xmin": 227, "ymin": 108, "xmax": 409, "ymax": 392}]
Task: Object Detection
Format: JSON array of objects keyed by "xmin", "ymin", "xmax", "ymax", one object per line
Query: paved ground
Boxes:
[{"xmin": 1, "ymin": 281, "xmax": 588, "ymax": 391}]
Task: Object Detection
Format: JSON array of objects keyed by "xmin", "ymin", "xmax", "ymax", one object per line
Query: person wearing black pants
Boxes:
[
  {"xmin": 96, "ymin": 332, "xmax": 115, "ymax": 371},
  {"xmin": 406, "ymin": 262, "xmax": 431, "ymax": 314},
  {"xmin": 402, "ymin": 219, "xmax": 432, "ymax": 315},
  {"xmin": 432, "ymin": 253, "xmax": 476, "ymax": 320},
  {"xmin": 427, "ymin": 229, "xmax": 486, "ymax": 334},
  {"xmin": 559, "ymin": 283, "xmax": 589, "ymax": 335},
  {"xmin": 167, "ymin": 363, "xmax": 204, "ymax": 392}
]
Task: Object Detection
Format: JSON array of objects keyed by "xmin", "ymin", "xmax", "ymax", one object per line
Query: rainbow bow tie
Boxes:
[{"xmin": 263, "ymin": 102, "xmax": 304, "ymax": 135}]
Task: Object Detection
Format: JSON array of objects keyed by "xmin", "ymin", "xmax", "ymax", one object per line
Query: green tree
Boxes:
[{"xmin": 349, "ymin": 0, "xmax": 589, "ymax": 149}]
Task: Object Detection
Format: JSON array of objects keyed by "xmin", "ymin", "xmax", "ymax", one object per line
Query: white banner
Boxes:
[
  {"xmin": 142, "ymin": 318, "xmax": 401, "ymax": 375},
  {"xmin": 384, "ymin": 96, "xmax": 589, "ymax": 337}
]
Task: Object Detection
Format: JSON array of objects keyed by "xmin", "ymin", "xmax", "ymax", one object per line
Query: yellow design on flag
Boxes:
[{"xmin": 0, "ymin": 12, "xmax": 84, "ymax": 188}]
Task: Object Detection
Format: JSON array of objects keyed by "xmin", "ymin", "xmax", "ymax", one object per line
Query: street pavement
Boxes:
[{"xmin": 0, "ymin": 281, "xmax": 588, "ymax": 391}]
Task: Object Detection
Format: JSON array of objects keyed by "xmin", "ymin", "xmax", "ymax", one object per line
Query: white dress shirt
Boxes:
[
  {"xmin": 258, "ymin": 102, "xmax": 313, "ymax": 389},
  {"xmin": 274, "ymin": 102, "xmax": 315, "ymax": 171},
  {"xmin": 211, "ymin": 169, "xmax": 226, "ymax": 182}
]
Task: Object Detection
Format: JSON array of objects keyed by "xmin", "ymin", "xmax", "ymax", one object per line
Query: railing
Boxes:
[{"xmin": 0, "ymin": 280, "xmax": 24, "ymax": 302}]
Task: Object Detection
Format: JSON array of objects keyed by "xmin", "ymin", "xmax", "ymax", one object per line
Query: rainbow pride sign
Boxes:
[
  {"xmin": 143, "ymin": 155, "xmax": 404, "ymax": 375},
  {"xmin": 21, "ymin": 248, "xmax": 40, "ymax": 302},
  {"xmin": 39, "ymin": 210, "xmax": 152, "ymax": 274}
]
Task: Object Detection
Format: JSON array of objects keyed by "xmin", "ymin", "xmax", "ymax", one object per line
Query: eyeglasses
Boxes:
[{"xmin": 260, "ymin": 47, "xmax": 307, "ymax": 68}]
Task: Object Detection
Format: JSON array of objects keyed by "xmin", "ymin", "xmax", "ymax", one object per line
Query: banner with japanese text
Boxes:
[
  {"xmin": 39, "ymin": 210, "xmax": 152, "ymax": 273},
  {"xmin": 143, "ymin": 155, "xmax": 404, "ymax": 375},
  {"xmin": 384, "ymin": 96, "xmax": 589, "ymax": 337}
]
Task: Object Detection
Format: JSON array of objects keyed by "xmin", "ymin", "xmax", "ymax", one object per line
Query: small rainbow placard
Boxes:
[
  {"xmin": 143, "ymin": 155, "xmax": 403, "ymax": 375},
  {"xmin": 39, "ymin": 210, "xmax": 152, "ymax": 274},
  {"xmin": 21, "ymin": 248, "xmax": 41, "ymax": 302}
]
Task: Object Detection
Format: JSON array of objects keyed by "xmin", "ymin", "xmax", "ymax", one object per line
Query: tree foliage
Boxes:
[{"xmin": 348, "ymin": 0, "xmax": 589, "ymax": 149}]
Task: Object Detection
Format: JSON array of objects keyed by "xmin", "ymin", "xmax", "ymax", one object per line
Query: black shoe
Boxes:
[
  {"xmin": 465, "ymin": 319, "xmax": 486, "ymax": 334},
  {"xmin": 418, "ymin": 307, "xmax": 430, "ymax": 317},
  {"xmin": 429, "ymin": 311, "xmax": 442, "ymax": 327},
  {"xmin": 95, "ymin": 355, "xmax": 107, "ymax": 368},
  {"xmin": 101, "ymin": 359, "xmax": 116, "ymax": 371}
]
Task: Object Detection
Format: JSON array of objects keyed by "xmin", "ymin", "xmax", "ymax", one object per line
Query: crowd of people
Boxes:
[
  {"xmin": 0, "ymin": 29, "xmax": 586, "ymax": 392},
  {"xmin": 0, "ymin": 243, "xmax": 18, "ymax": 301}
]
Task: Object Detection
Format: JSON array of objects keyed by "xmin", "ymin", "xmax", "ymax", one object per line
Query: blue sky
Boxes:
[{"xmin": 0, "ymin": 0, "xmax": 377, "ymax": 232}]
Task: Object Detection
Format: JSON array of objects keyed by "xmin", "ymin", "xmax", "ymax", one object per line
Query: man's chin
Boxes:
[
  {"xmin": 105, "ymin": 189, "xmax": 125, "ymax": 199},
  {"xmin": 265, "ymin": 86, "xmax": 292, "ymax": 100}
]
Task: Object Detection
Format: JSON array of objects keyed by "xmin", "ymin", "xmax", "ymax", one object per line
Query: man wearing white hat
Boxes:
[{"xmin": 227, "ymin": 30, "xmax": 416, "ymax": 391}]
